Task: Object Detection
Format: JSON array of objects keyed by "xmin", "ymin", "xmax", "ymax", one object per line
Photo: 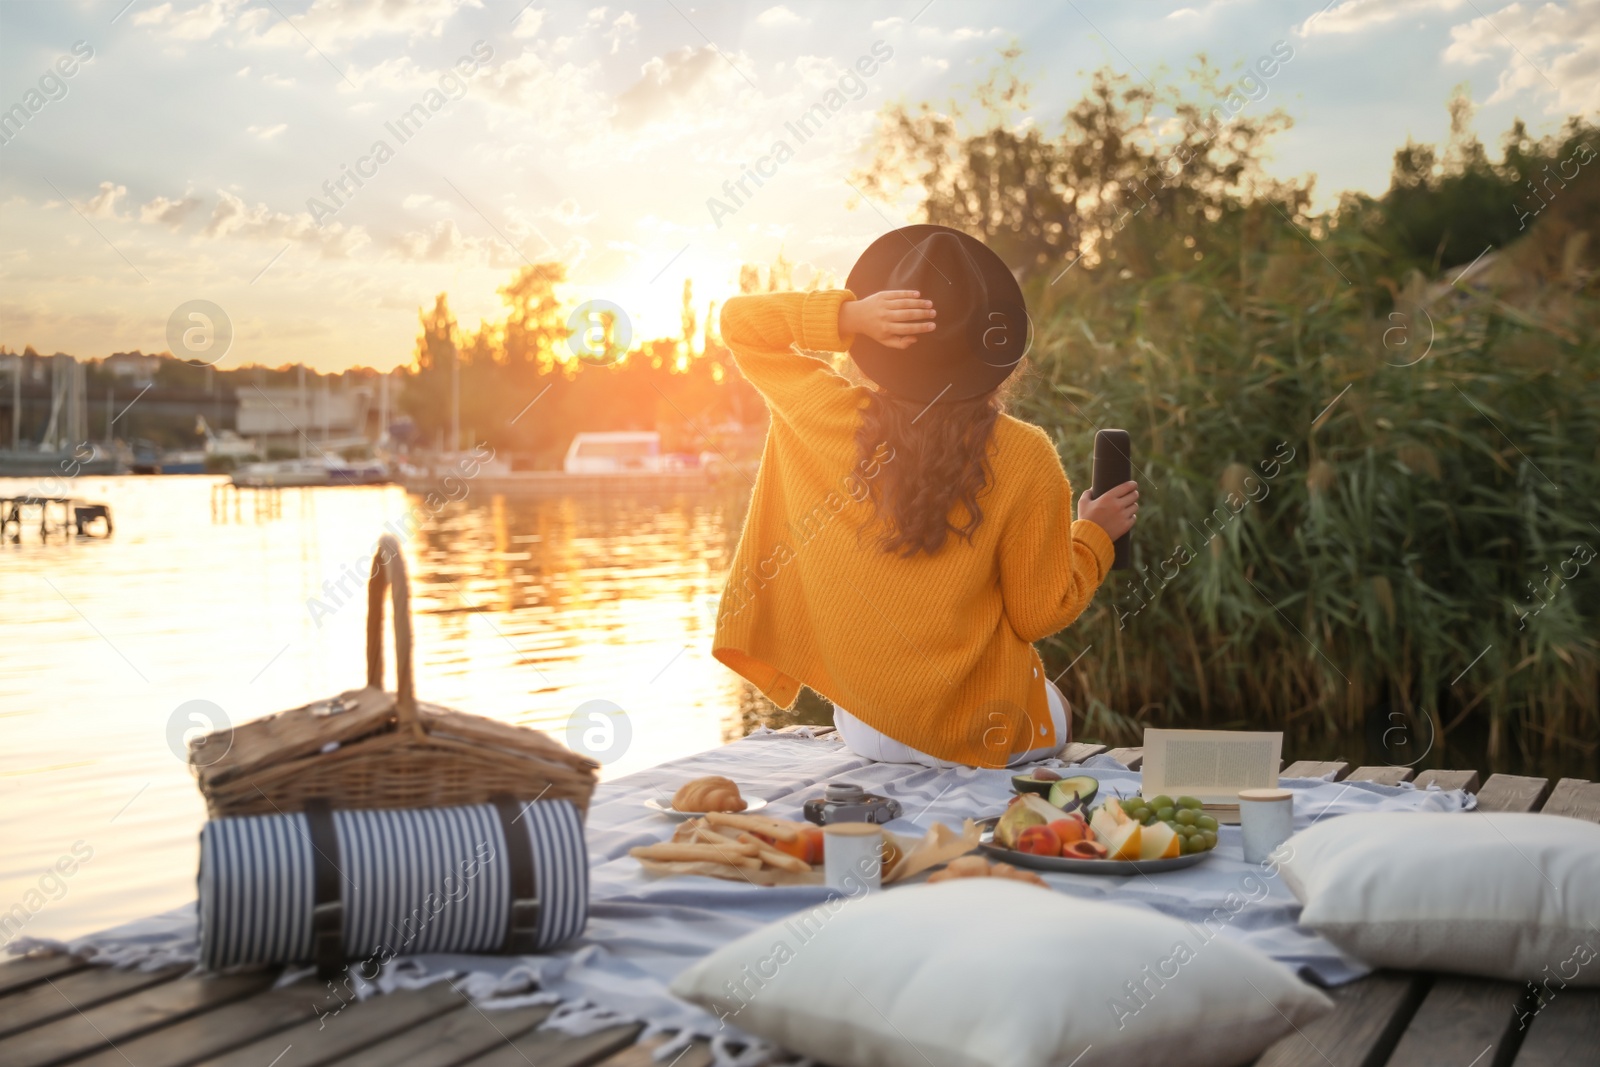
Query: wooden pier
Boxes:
[
  {"xmin": 0, "ymin": 497, "xmax": 112, "ymax": 541},
  {"xmin": 1, "ymin": 745, "xmax": 1594, "ymax": 1067}
]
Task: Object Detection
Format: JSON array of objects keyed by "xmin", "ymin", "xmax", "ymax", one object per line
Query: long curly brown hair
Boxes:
[{"xmin": 854, "ymin": 387, "xmax": 1003, "ymax": 557}]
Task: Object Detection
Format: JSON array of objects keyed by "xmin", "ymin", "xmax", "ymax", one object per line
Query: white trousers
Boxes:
[{"xmin": 832, "ymin": 682, "xmax": 1070, "ymax": 769}]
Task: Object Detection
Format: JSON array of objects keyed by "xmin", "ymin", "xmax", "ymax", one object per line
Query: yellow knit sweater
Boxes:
[{"xmin": 712, "ymin": 289, "xmax": 1114, "ymax": 767}]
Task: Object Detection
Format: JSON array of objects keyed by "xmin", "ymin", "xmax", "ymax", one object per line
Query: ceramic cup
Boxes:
[
  {"xmin": 822, "ymin": 822, "xmax": 883, "ymax": 894},
  {"xmin": 1238, "ymin": 787, "xmax": 1295, "ymax": 865}
]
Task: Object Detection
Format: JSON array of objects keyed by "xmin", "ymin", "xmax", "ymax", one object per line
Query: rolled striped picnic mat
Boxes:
[{"xmin": 198, "ymin": 798, "xmax": 587, "ymax": 972}]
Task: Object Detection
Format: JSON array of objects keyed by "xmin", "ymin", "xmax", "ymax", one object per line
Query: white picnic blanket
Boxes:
[{"xmin": 11, "ymin": 732, "xmax": 1474, "ymax": 1062}]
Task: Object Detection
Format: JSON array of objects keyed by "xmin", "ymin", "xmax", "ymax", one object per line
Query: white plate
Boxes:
[{"xmin": 644, "ymin": 796, "xmax": 768, "ymax": 820}]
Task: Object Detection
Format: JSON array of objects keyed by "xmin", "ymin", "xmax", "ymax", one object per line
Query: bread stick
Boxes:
[
  {"xmin": 630, "ymin": 842, "xmax": 762, "ymax": 869},
  {"xmin": 735, "ymin": 832, "xmax": 812, "ymax": 874},
  {"xmin": 704, "ymin": 811, "xmax": 801, "ymax": 841}
]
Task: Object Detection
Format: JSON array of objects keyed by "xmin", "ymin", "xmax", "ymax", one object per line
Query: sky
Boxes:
[{"xmin": 0, "ymin": 0, "xmax": 1594, "ymax": 372}]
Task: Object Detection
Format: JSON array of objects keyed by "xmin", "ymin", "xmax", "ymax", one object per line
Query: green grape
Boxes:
[
  {"xmin": 1183, "ymin": 834, "xmax": 1203, "ymax": 854},
  {"xmin": 1177, "ymin": 796, "xmax": 1204, "ymax": 810},
  {"xmin": 1150, "ymin": 795, "xmax": 1174, "ymax": 811},
  {"xmin": 1131, "ymin": 806, "xmax": 1152, "ymax": 823},
  {"xmin": 1155, "ymin": 806, "xmax": 1176, "ymax": 822},
  {"xmin": 1196, "ymin": 815, "xmax": 1219, "ymax": 832},
  {"xmin": 1201, "ymin": 830, "xmax": 1218, "ymax": 849},
  {"xmin": 1120, "ymin": 798, "xmax": 1141, "ymax": 813},
  {"xmin": 1177, "ymin": 824, "xmax": 1196, "ymax": 837},
  {"xmin": 1175, "ymin": 809, "xmax": 1199, "ymax": 826}
]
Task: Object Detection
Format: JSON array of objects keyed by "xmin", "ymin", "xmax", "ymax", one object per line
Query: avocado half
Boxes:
[
  {"xmin": 1010, "ymin": 771, "xmax": 1060, "ymax": 798},
  {"xmin": 1047, "ymin": 775, "xmax": 1100, "ymax": 813}
]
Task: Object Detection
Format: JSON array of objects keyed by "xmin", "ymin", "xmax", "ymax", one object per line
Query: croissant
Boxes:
[{"xmin": 671, "ymin": 775, "xmax": 747, "ymax": 813}]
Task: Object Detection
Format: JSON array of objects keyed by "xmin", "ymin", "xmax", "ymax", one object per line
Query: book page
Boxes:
[{"xmin": 1140, "ymin": 729, "xmax": 1282, "ymax": 804}]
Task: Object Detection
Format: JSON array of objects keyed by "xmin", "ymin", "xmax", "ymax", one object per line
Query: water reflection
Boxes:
[{"xmin": 0, "ymin": 476, "xmax": 778, "ymax": 944}]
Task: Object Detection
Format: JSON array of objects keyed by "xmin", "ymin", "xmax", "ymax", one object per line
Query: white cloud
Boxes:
[
  {"xmin": 202, "ymin": 190, "xmax": 368, "ymax": 257},
  {"xmin": 389, "ymin": 218, "xmax": 469, "ymax": 261},
  {"xmin": 83, "ymin": 182, "xmax": 127, "ymax": 220},
  {"xmin": 757, "ymin": 6, "xmax": 807, "ymax": 27},
  {"xmin": 131, "ymin": 0, "xmax": 249, "ymax": 41},
  {"xmin": 511, "ymin": 7, "xmax": 544, "ymax": 39},
  {"xmin": 606, "ymin": 10, "xmax": 638, "ymax": 54},
  {"xmin": 1444, "ymin": 0, "xmax": 1600, "ymax": 113},
  {"xmin": 140, "ymin": 193, "xmax": 205, "ymax": 228},
  {"xmin": 135, "ymin": 0, "xmax": 481, "ymax": 48},
  {"xmin": 614, "ymin": 45, "xmax": 727, "ymax": 128},
  {"xmin": 551, "ymin": 198, "xmax": 594, "ymax": 226},
  {"xmin": 922, "ymin": 56, "xmax": 950, "ymax": 72},
  {"xmin": 1297, "ymin": 0, "xmax": 1466, "ymax": 37},
  {"xmin": 263, "ymin": 73, "xmax": 297, "ymax": 88},
  {"xmin": 248, "ymin": 123, "xmax": 288, "ymax": 140}
]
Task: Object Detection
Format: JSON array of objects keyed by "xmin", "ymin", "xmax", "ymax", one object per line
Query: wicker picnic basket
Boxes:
[{"xmin": 191, "ymin": 534, "xmax": 598, "ymax": 818}]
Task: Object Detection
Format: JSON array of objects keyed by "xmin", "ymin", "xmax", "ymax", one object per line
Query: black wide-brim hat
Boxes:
[{"xmin": 845, "ymin": 224, "xmax": 1030, "ymax": 405}]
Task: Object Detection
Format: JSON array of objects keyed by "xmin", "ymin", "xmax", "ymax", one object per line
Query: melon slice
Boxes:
[
  {"xmin": 1101, "ymin": 821, "xmax": 1142, "ymax": 861},
  {"xmin": 1139, "ymin": 821, "xmax": 1180, "ymax": 860},
  {"xmin": 1088, "ymin": 800, "xmax": 1130, "ymax": 845}
]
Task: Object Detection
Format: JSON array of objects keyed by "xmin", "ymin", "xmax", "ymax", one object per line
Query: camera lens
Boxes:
[{"xmin": 824, "ymin": 783, "xmax": 867, "ymax": 803}]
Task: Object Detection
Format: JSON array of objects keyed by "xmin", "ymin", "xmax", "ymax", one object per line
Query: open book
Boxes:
[{"xmin": 1140, "ymin": 729, "xmax": 1283, "ymax": 809}]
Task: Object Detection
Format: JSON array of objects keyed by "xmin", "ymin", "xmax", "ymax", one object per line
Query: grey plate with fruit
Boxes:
[{"xmin": 976, "ymin": 818, "xmax": 1215, "ymax": 875}]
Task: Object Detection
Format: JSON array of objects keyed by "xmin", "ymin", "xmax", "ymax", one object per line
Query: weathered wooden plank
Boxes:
[
  {"xmin": 0, "ymin": 964, "xmax": 184, "ymax": 1040},
  {"xmin": 1347, "ymin": 766, "xmax": 1416, "ymax": 786},
  {"xmin": 466, "ymin": 1022, "xmax": 645, "ymax": 1067},
  {"xmin": 193, "ymin": 981, "xmax": 469, "ymax": 1067},
  {"xmin": 1059, "ymin": 742, "xmax": 1107, "ymax": 764},
  {"xmin": 69, "ymin": 979, "xmax": 329, "ymax": 1067},
  {"xmin": 0, "ymin": 955, "xmax": 91, "ymax": 999},
  {"xmin": 332, "ymin": 1000, "xmax": 554, "ymax": 1067},
  {"xmin": 0, "ymin": 972, "xmax": 272, "ymax": 1067},
  {"xmin": 1513, "ymin": 986, "xmax": 1600, "ymax": 1066},
  {"xmin": 1253, "ymin": 972, "xmax": 1426, "ymax": 1067},
  {"xmin": 1475, "ymin": 774, "xmax": 1551, "ymax": 813},
  {"xmin": 1105, "ymin": 747, "xmax": 1143, "ymax": 771},
  {"xmin": 1539, "ymin": 778, "xmax": 1600, "ymax": 822},
  {"xmin": 1281, "ymin": 760, "xmax": 1350, "ymax": 781},
  {"xmin": 1384, "ymin": 975, "xmax": 1530, "ymax": 1066},
  {"xmin": 1511, "ymin": 778, "xmax": 1600, "ymax": 1065},
  {"xmin": 596, "ymin": 1036, "xmax": 715, "ymax": 1067},
  {"xmin": 1411, "ymin": 769, "xmax": 1481, "ymax": 793}
]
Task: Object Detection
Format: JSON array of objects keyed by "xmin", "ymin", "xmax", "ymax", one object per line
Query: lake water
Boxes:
[{"xmin": 0, "ymin": 475, "xmax": 794, "ymax": 947}]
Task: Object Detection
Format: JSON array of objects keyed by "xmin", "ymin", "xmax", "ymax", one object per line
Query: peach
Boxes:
[
  {"xmin": 1048, "ymin": 817, "xmax": 1087, "ymax": 845},
  {"xmin": 1015, "ymin": 824, "xmax": 1062, "ymax": 856},
  {"xmin": 1063, "ymin": 839, "xmax": 1108, "ymax": 860}
]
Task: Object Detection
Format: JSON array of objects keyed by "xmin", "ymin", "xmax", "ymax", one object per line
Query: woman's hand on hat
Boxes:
[
  {"xmin": 840, "ymin": 290, "xmax": 936, "ymax": 350},
  {"xmin": 1078, "ymin": 481, "xmax": 1140, "ymax": 541}
]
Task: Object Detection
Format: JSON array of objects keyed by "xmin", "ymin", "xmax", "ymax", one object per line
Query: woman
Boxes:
[{"xmin": 713, "ymin": 225, "xmax": 1139, "ymax": 769}]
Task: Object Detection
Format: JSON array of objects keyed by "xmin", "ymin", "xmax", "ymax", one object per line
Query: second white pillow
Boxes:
[{"xmin": 1277, "ymin": 811, "xmax": 1600, "ymax": 985}]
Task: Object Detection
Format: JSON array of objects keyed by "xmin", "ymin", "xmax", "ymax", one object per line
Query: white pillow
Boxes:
[
  {"xmin": 1277, "ymin": 811, "xmax": 1600, "ymax": 985},
  {"xmin": 669, "ymin": 879, "xmax": 1332, "ymax": 1067}
]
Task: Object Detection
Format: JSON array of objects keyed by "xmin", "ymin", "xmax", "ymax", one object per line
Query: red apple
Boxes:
[
  {"xmin": 1015, "ymin": 825, "xmax": 1062, "ymax": 856},
  {"xmin": 1048, "ymin": 816, "xmax": 1087, "ymax": 845}
]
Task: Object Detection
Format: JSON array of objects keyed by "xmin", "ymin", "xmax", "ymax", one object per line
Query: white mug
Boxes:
[
  {"xmin": 822, "ymin": 822, "xmax": 883, "ymax": 894},
  {"xmin": 1238, "ymin": 788, "xmax": 1294, "ymax": 865}
]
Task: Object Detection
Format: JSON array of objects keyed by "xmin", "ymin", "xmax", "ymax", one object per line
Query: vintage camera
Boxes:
[{"xmin": 802, "ymin": 782, "xmax": 903, "ymax": 826}]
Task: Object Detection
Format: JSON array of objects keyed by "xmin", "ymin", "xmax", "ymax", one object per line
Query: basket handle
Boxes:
[{"xmin": 366, "ymin": 533, "xmax": 419, "ymax": 731}]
